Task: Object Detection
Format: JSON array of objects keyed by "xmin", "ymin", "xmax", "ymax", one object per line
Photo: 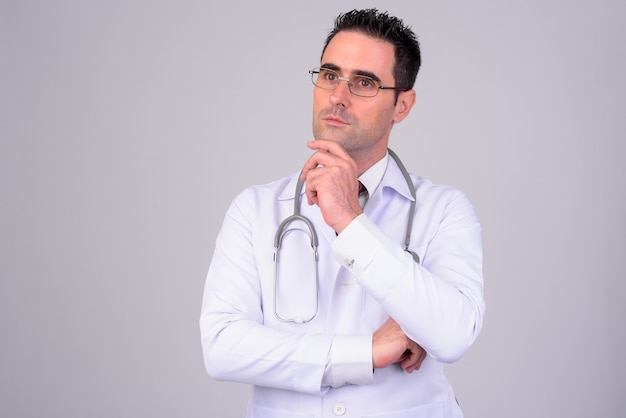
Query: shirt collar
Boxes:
[
  {"xmin": 279, "ymin": 150, "xmax": 413, "ymax": 202},
  {"xmin": 358, "ymin": 152, "xmax": 388, "ymax": 197}
]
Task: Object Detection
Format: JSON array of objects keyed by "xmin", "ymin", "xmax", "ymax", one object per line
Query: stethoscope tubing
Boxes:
[{"xmin": 272, "ymin": 148, "xmax": 419, "ymax": 323}]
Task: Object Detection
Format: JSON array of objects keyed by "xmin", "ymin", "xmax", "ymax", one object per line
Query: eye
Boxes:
[
  {"xmin": 355, "ymin": 76, "xmax": 376, "ymax": 90},
  {"xmin": 321, "ymin": 69, "xmax": 338, "ymax": 81}
]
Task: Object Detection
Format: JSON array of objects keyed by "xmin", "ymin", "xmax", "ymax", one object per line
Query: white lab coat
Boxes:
[{"xmin": 200, "ymin": 156, "xmax": 485, "ymax": 417}]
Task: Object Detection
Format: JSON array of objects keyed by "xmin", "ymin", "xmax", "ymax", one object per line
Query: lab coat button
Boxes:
[{"xmin": 332, "ymin": 402, "xmax": 346, "ymax": 416}]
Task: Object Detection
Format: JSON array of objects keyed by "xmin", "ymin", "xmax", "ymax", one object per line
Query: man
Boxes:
[{"xmin": 200, "ymin": 9, "xmax": 485, "ymax": 417}]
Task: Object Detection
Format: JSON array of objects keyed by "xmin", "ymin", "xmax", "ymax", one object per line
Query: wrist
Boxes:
[{"xmin": 333, "ymin": 211, "xmax": 361, "ymax": 234}]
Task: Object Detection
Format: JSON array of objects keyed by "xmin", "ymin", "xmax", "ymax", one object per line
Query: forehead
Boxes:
[{"xmin": 321, "ymin": 31, "xmax": 395, "ymax": 79}]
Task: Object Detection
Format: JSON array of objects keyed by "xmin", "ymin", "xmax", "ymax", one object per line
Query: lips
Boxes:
[{"xmin": 323, "ymin": 115, "xmax": 349, "ymax": 125}]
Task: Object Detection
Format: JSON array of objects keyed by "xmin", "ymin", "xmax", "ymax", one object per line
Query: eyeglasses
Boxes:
[{"xmin": 309, "ymin": 67, "xmax": 408, "ymax": 98}]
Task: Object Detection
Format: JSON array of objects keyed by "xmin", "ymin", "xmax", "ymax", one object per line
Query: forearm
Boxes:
[
  {"xmin": 200, "ymin": 307, "xmax": 332, "ymax": 394},
  {"xmin": 200, "ymin": 194, "xmax": 334, "ymax": 394},
  {"xmin": 333, "ymin": 212, "xmax": 485, "ymax": 363}
]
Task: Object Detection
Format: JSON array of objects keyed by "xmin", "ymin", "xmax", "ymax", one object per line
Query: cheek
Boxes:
[
  {"xmin": 312, "ymin": 89, "xmax": 325, "ymax": 113},
  {"xmin": 361, "ymin": 105, "xmax": 392, "ymax": 130}
]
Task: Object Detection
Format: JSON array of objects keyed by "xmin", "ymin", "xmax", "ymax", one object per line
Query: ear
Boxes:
[{"xmin": 392, "ymin": 89, "xmax": 416, "ymax": 123}]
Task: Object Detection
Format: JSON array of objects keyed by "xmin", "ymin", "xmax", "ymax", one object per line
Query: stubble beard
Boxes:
[{"xmin": 312, "ymin": 109, "xmax": 363, "ymax": 154}]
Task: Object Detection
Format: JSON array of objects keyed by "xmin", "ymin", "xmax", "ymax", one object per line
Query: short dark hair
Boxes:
[{"xmin": 321, "ymin": 9, "xmax": 421, "ymax": 93}]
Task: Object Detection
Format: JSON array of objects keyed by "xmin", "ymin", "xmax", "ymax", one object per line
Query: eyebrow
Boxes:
[{"xmin": 320, "ymin": 63, "xmax": 382, "ymax": 83}]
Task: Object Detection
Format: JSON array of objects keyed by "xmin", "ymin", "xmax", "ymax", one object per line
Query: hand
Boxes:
[
  {"xmin": 300, "ymin": 140, "xmax": 362, "ymax": 233},
  {"xmin": 372, "ymin": 317, "xmax": 426, "ymax": 373}
]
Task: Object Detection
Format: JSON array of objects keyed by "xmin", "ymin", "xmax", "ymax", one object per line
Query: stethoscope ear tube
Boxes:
[
  {"xmin": 387, "ymin": 148, "xmax": 419, "ymax": 264},
  {"xmin": 273, "ymin": 177, "xmax": 320, "ymax": 324},
  {"xmin": 274, "ymin": 214, "xmax": 319, "ymax": 252},
  {"xmin": 273, "ymin": 177, "xmax": 319, "ymax": 252}
]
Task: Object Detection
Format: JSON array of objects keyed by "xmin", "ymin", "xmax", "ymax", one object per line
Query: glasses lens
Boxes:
[
  {"xmin": 311, "ymin": 68, "xmax": 337, "ymax": 90},
  {"xmin": 309, "ymin": 68, "xmax": 380, "ymax": 97},
  {"xmin": 349, "ymin": 75, "xmax": 379, "ymax": 97}
]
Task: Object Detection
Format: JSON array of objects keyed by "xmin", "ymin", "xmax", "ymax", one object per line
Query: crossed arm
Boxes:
[{"xmin": 301, "ymin": 139, "xmax": 426, "ymax": 374}]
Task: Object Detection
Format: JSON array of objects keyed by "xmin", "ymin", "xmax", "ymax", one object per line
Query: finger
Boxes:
[
  {"xmin": 299, "ymin": 150, "xmax": 337, "ymax": 184},
  {"xmin": 306, "ymin": 139, "xmax": 351, "ymax": 159},
  {"xmin": 300, "ymin": 149, "xmax": 347, "ymax": 181},
  {"xmin": 402, "ymin": 345, "xmax": 427, "ymax": 373},
  {"xmin": 302, "ymin": 140, "xmax": 355, "ymax": 175},
  {"xmin": 303, "ymin": 170, "xmax": 320, "ymax": 206},
  {"xmin": 409, "ymin": 350, "xmax": 426, "ymax": 372},
  {"xmin": 400, "ymin": 349, "xmax": 419, "ymax": 373}
]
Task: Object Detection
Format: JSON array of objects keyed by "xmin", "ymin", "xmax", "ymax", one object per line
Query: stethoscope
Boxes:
[{"xmin": 273, "ymin": 149, "xmax": 419, "ymax": 324}]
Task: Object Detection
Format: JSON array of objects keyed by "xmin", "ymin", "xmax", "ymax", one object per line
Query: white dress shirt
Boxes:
[{"xmin": 200, "ymin": 153, "xmax": 485, "ymax": 417}]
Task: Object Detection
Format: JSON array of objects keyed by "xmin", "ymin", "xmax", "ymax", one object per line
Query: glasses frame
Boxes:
[{"xmin": 309, "ymin": 67, "xmax": 409, "ymax": 98}]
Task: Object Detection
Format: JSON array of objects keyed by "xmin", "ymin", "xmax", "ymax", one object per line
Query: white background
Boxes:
[{"xmin": 2, "ymin": 1, "xmax": 625, "ymax": 417}]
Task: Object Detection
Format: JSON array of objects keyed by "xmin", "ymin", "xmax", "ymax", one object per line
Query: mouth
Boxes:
[{"xmin": 323, "ymin": 115, "xmax": 349, "ymax": 126}]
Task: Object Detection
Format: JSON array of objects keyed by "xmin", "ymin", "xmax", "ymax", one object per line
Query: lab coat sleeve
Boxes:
[
  {"xmin": 332, "ymin": 189, "xmax": 485, "ymax": 363},
  {"xmin": 322, "ymin": 335, "xmax": 373, "ymax": 388},
  {"xmin": 200, "ymin": 189, "xmax": 335, "ymax": 395}
]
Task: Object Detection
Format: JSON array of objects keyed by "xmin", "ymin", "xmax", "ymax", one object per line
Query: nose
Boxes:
[{"xmin": 330, "ymin": 79, "xmax": 351, "ymax": 107}]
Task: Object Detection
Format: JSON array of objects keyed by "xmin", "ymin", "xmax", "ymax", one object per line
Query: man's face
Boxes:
[{"xmin": 312, "ymin": 30, "xmax": 401, "ymax": 157}]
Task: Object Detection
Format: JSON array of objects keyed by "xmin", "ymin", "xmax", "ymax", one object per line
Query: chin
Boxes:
[
  {"xmin": 317, "ymin": 137, "xmax": 351, "ymax": 150},
  {"xmin": 314, "ymin": 129, "xmax": 347, "ymax": 144}
]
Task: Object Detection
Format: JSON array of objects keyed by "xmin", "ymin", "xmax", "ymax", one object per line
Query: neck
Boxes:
[{"xmin": 352, "ymin": 146, "xmax": 388, "ymax": 177}]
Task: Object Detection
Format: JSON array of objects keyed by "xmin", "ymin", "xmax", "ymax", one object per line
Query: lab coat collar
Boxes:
[
  {"xmin": 277, "ymin": 172, "xmax": 302, "ymax": 202},
  {"xmin": 381, "ymin": 152, "xmax": 416, "ymax": 203}
]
